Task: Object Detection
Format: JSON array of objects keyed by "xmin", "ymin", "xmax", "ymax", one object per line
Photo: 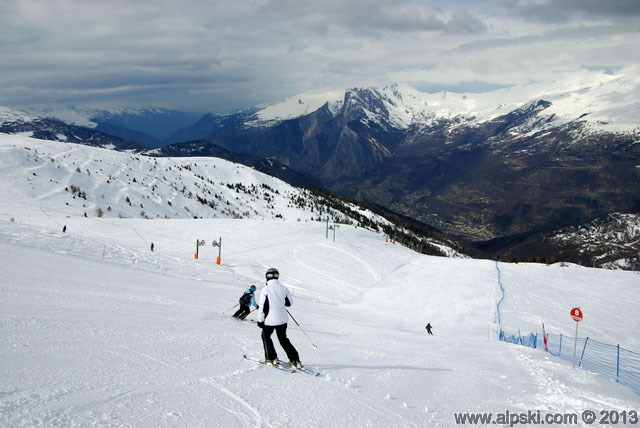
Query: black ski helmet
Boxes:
[
  {"xmin": 265, "ymin": 268, "xmax": 279, "ymax": 280},
  {"xmin": 250, "ymin": 285, "xmax": 256, "ymax": 292}
]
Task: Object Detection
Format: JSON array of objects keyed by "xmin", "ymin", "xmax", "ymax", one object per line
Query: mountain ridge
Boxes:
[{"xmin": 0, "ymin": 132, "xmax": 460, "ymax": 259}]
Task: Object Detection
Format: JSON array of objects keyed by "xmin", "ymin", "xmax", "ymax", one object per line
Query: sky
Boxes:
[{"xmin": 1, "ymin": 0, "xmax": 639, "ymax": 113}]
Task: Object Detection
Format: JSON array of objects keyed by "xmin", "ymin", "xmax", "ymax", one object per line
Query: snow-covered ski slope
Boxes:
[{"xmin": 1, "ymin": 135, "xmax": 639, "ymax": 427}]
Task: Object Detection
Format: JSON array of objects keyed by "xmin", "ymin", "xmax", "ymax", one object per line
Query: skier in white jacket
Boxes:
[{"xmin": 257, "ymin": 268, "xmax": 303, "ymax": 369}]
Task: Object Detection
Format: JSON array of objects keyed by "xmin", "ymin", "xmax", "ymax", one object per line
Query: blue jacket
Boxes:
[{"xmin": 242, "ymin": 289, "xmax": 258, "ymax": 308}]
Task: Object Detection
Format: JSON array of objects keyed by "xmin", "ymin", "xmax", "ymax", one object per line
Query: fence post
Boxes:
[
  {"xmin": 559, "ymin": 334, "xmax": 563, "ymax": 357},
  {"xmin": 616, "ymin": 344, "xmax": 620, "ymax": 383},
  {"xmin": 578, "ymin": 337, "xmax": 589, "ymax": 368}
]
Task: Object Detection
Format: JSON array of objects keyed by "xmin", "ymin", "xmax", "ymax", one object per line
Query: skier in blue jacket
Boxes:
[{"xmin": 232, "ymin": 285, "xmax": 258, "ymax": 320}]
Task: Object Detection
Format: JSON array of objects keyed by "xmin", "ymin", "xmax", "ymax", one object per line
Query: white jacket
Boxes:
[{"xmin": 257, "ymin": 279, "xmax": 292, "ymax": 326}]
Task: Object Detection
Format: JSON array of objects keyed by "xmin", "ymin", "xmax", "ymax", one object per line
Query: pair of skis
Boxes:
[{"xmin": 243, "ymin": 354, "xmax": 320, "ymax": 376}]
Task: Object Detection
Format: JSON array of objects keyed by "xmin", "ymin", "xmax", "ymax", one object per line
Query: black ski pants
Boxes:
[
  {"xmin": 261, "ymin": 323, "xmax": 299, "ymax": 362},
  {"xmin": 233, "ymin": 305, "xmax": 251, "ymax": 319}
]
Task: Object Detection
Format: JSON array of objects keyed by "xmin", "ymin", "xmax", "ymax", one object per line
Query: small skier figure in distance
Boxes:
[
  {"xmin": 257, "ymin": 268, "xmax": 304, "ymax": 370},
  {"xmin": 232, "ymin": 285, "xmax": 258, "ymax": 320},
  {"xmin": 425, "ymin": 323, "xmax": 434, "ymax": 335}
]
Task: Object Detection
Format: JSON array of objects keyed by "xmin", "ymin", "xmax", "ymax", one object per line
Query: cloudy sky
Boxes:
[{"xmin": 1, "ymin": 0, "xmax": 639, "ymax": 113}]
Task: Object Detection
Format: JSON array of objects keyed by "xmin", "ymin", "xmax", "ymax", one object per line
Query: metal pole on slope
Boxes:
[
  {"xmin": 570, "ymin": 307, "xmax": 583, "ymax": 368},
  {"xmin": 287, "ymin": 309, "xmax": 318, "ymax": 349},
  {"xmin": 573, "ymin": 321, "xmax": 579, "ymax": 369}
]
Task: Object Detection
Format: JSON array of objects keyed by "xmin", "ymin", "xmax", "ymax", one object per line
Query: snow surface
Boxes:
[{"xmin": 1, "ymin": 133, "xmax": 639, "ymax": 427}]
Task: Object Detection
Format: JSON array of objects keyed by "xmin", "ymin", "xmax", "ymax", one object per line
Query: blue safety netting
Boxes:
[{"xmin": 495, "ymin": 261, "xmax": 640, "ymax": 396}]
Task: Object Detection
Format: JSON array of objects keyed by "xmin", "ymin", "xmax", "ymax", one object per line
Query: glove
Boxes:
[{"xmin": 257, "ymin": 321, "xmax": 264, "ymax": 329}]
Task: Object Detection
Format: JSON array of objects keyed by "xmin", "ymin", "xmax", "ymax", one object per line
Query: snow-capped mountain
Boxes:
[{"xmin": 250, "ymin": 66, "xmax": 640, "ymax": 133}]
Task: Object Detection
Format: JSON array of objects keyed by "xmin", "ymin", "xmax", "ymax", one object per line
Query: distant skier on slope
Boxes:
[
  {"xmin": 232, "ymin": 285, "xmax": 258, "ymax": 320},
  {"xmin": 425, "ymin": 323, "xmax": 434, "ymax": 335},
  {"xmin": 256, "ymin": 268, "xmax": 304, "ymax": 369}
]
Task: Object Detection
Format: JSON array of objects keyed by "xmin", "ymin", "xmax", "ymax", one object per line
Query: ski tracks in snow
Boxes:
[
  {"xmin": 280, "ymin": 241, "xmax": 383, "ymax": 303},
  {"xmin": 199, "ymin": 378, "xmax": 276, "ymax": 428},
  {"xmin": 108, "ymin": 341, "xmax": 274, "ymax": 427}
]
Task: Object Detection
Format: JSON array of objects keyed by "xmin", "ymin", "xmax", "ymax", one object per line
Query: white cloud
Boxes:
[{"xmin": 0, "ymin": 0, "xmax": 637, "ymax": 112}]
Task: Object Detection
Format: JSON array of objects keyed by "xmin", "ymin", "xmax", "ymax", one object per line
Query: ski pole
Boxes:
[
  {"xmin": 287, "ymin": 310, "xmax": 318, "ymax": 349},
  {"xmin": 222, "ymin": 303, "xmax": 240, "ymax": 314},
  {"xmin": 245, "ymin": 307, "xmax": 259, "ymax": 321}
]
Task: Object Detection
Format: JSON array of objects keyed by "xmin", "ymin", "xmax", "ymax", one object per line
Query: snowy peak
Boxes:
[
  {"xmin": 339, "ymin": 83, "xmax": 483, "ymax": 129},
  {"xmin": 342, "ymin": 88, "xmax": 401, "ymax": 126},
  {"xmin": 248, "ymin": 68, "xmax": 640, "ymax": 133}
]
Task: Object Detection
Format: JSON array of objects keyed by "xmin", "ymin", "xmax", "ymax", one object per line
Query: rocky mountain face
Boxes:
[
  {"xmin": 155, "ymin": 85, "xmax": 640, "ymax": 250},
  {"xmin": 166, "ymin": 98, "xmax": 404, "ymax": 183}
]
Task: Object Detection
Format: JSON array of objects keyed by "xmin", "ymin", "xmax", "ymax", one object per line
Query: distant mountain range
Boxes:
[
  {"xmin": 24, "ymin": 106, "xmax": 204, "ymax": 148},
  {"xmin": 2, "ymin": 70, "xmax": 639, "ymax": 268}
]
